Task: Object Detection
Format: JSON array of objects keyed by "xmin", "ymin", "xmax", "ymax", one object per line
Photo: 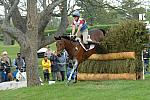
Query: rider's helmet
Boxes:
[{"xmin": 72, "ymin": 10, "xmax": 80, "ymax": 17}]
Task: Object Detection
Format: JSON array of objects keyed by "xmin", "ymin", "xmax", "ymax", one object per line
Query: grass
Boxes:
[
  {"xmin": 0, "ymin": 42, "xmax": 56, "ymax": 60},
  {"xmin": 1, "ymin": 76, "xmax": 150, "ymax": 100},
  {"xmin": 1, "ymin": 42, "xmax": 150, "ymax": 100}
]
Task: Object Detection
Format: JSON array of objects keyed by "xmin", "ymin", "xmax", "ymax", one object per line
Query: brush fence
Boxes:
[{"xmin": 77, "ymin": 52, "xmax": 137, "ymax": 80}]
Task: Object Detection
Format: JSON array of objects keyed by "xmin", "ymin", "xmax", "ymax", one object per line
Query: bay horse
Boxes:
[{"xmin": 55, "ymin": 29, "xmax": 105, "ymax": 83}]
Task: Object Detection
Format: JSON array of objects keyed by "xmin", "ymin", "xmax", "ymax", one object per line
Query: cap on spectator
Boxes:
[{"xmin": 2, "ymin": 51, "xmax": 8, "ymax": 55}]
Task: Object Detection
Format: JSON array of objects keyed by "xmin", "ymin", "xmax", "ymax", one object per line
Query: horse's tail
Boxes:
[{"xmin": 99, "ymin": 29, "xmax": 106, "ymax": 36}]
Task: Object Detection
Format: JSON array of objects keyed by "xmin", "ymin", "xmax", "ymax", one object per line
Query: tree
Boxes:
[
  {"xmin": 0, "ymin": 0, "xmax": 14, "ymax": 45},
  {"xmin": 74, "ymin": 0, "xmax": 145, "ymax": 24},
  {"xmin": 1, "ymin": 0, "xmax": 66, "ymax": 86},
  {"xmin": 117, "ymin": 0, "xmax": 145, "ymax": 20},
  {"xmin": 145, "ymin": 9, "xmax": 150, "ymax": 21}
]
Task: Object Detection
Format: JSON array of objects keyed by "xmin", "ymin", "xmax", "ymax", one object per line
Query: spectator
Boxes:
[
  {"xmin": 143, "ymin": 48, "xmax": 149, "ymax": 72},
  {"xmin": 0, "ymin": 60, "xmax": 2, "ymax": 82},
  {"xmin": 57, "ymin": 52, "xmax": 66, "ymax": 81},
  {"xmin": 42, "ymin": 54, "xmax": 51, "ymax": 81},
  {"xmin": 61, "ymin": 49, "xmax": 69, "ymax": 76},
  {"xmin": 0, "ymin": 51, "xmax": 13, "ymax": 81},
  {"xmin": 12, "ymin": 52, "xmax": 25, "ymax": 79},
  {"xmin": 45, "ymin": 46, "xmax": 52, "ymax": 60},
  {"xmin": 50, "ymin": 52, "xmax": 61, "ymax": 81}
]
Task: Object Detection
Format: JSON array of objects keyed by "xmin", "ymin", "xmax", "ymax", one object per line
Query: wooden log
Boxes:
[
  {"xmin": 88, "ymin": 52, "xmax": 135, "ymax": 61},
  {"xmin": 77, "ymin": 73, "xmax": 136, "ymax": 80}
]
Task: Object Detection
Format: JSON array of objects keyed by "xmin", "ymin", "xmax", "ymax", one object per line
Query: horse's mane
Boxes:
[
  {"xmin": 61, "ymin": 35, "xmax": 71, "ymax": 40},
  {"xmin": 61, "ymin": 35, "xmax": 76, "ymax": 42}
]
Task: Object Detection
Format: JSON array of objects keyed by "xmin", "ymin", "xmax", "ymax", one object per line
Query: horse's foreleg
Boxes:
[{"xmin": 67, "ymin": 59, "xmax": 78, "ymax": 82}]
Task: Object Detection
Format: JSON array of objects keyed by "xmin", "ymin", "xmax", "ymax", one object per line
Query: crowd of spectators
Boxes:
[
  {"xmin": 0, "ymin": 51, "xmax": 26, "ymax": 82},
  {"xmin": 0, "ymin": 46, "xmax": 74, "ymax": 83},
  {"xmin": 42, "ymin": 46, "xmax": 69, "ymax": 82}
]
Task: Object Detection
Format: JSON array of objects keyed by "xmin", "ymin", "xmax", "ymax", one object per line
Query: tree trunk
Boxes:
[
  {"xmin": 22, "ymin": 46, "xmax": 40, "ymax": 86},
  {"xmin": 3, "ymin": 33, "xmax": 14, "ymax": 45},
  {"xmin": 25, "ymin": 0, "xmax": 40, "ymax": 86}
]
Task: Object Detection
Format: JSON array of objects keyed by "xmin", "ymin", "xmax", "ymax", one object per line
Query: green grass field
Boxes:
[
  {"xmin": 1, "ymin": 42, "xmax": 150, "ymax": 100},
  {"xmin": 1, "ymin": 76, "xmax": 150, "ymax": 100},
  {"xmin": 0, "ymin": 42, "xmax": 20, "ymax": 60}
]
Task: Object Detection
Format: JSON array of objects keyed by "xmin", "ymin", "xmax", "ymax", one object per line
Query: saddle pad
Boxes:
[{"xmin": 79, "ymin": 42, "xmax": 95, "ymax": 51}]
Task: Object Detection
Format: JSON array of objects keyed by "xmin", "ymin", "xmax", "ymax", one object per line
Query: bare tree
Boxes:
[
  {"xmin": 0, "ymin": 0, "xmax": 14, "ymax": 45},
  {"xmin": 1, "ymin": 0, "xmax": 66, "ymax": 86}
]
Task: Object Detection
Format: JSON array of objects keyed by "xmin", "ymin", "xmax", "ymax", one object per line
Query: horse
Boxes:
[{"xmin": 55, "ymin": 28, "xmax": 105, "ymax": 83}]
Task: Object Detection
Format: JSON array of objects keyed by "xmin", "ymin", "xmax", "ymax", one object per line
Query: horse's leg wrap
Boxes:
[{"xmin": 67, "ymin": 59, "xmax": 78, "ymax": 82}]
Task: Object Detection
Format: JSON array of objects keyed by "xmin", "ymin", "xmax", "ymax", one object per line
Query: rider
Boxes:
[{"xmin": 71, "ymin": 10, "xmax": 91, "ymax": 46}]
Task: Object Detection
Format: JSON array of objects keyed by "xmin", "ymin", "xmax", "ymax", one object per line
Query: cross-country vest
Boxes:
[{"xmin": 73, "ymin": 18, "xmax": 88, "ymax": 32}]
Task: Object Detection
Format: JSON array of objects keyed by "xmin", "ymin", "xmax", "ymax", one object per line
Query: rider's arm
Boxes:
[
  {"xmin": 72, "ymin": 24, "xmax": 76, "ymax": 35},
  {"xmin": 76, "ymin": 25, "xmax": 82, "ymax": 36}
]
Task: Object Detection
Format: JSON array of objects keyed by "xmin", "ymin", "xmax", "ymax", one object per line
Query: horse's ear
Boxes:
[
  {"xmin": 59, "ymin": 36, "xmax": 61, "ymax": 39},
  {"xmin": 54, "ymin": 36, "xmax": 57, "ymax": 40},
  {"xmin": 54, "ymin": 36, "xmax": 61, "ymax": 40}
]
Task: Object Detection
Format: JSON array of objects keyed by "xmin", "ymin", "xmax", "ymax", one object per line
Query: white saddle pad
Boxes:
[{"xmin": 79, "ymin": 42, "xmax": 95, "ymax": 51}]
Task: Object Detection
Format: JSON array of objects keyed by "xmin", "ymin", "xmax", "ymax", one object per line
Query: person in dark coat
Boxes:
[{"xmin": 50, "ymin": 52, "xmax": 61, "ymax": 81}]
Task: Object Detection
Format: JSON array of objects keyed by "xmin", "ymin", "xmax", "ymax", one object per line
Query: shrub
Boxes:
[{"xmin": 102, "ymin": 20, "xmax": 148, "ymax": 53}]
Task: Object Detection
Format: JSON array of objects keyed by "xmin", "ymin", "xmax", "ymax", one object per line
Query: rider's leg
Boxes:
[
  {"xmin": 76, "ymin": 31, "xmax": 82, "ymax": 37},
  {"xmin": 82, "ymin": 29, "xmax": 88, "ymax": 44}
]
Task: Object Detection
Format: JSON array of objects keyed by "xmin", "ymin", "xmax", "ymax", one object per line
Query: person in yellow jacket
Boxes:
[{"xmin": 42, "ymin": 55, "xmax": 51, "ymax": 81}]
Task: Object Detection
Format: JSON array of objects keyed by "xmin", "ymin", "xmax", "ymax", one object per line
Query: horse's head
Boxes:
[{"xmin": 54, "ymin": 36, "xmax": 65, "ymax": 55}]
